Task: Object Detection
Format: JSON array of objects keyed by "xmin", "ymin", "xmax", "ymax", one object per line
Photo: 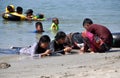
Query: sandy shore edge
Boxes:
[{"xmin": 0, "ymin": 48, "xmax": 120, "ymax": 78}]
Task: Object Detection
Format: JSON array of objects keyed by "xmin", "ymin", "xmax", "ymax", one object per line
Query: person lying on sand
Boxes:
[
  {"xmin": 49, "ymin": 31, "xmax": 72, "ymax": 55},
  {"xmin": 20, "ymin": 35, "xmax": 51, "ymax": 57},
  {"xmin": 65, "ymin": 32, "xmax": 84, "ymax": 49}
]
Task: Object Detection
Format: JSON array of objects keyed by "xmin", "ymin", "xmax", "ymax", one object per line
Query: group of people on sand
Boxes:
[
  {"xmin": 4, "ymin": 5, "xmax": 45, "ymax": 21},
  {"xmin": 18, "ymin": 18, "xmax": 113, "ymax": 57}
]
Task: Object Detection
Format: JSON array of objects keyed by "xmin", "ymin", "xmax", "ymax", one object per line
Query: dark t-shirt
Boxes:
[
  {"xmin": 49, "ymin": 40, "xmax": 65, "ymax": 55},
  {"xmin": 35, "ymin": 44, "xmax": 46, "ymax": 54},
  {"xmin": 87, "ymin": 24, "xmax": 113, "ymax": 47}
]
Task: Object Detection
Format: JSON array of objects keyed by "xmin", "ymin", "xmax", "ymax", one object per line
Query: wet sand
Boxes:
[{"xmin": 0, "ymin": 48, "xmax": 120, "ymax": 78}]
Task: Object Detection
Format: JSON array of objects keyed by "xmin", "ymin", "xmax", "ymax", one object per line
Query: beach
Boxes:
[
  {"xmin": 0, "ymin": 0, "xmax": 120, "ymax": 78},
  {"xmin": 1, "ymin": 0, "xmax": 120, "ymax": 48},
  {"xmin": 0, "ymin": 48, "xmax": 120, "ymax": 78}
]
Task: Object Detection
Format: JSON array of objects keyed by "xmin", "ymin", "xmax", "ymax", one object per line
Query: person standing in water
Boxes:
[
  {"xmin": 34, "ymin": 22, "xmax": 45, "ymax": 42},
  {"xmin": 81, "ymin": 18, "xmax": 113, "ymax": 53},
  {"xmin": 51, "ymin": 18, "xmax": 59, "ymax": 31},
  {"xmin": 35, "ymin": 22, "xmax": 44, "ymax": 33}
]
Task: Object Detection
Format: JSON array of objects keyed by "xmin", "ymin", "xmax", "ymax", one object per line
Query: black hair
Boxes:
[
  {"xmin": 7, "ymin": 5, "xmax": 14, "ymax": 12},
  {"xmin": 16, "ymin": 6, "xmax": 23, "ymax": 14},
  {"xmin": 35, "ymin": 22, "xmax": 44, "ymax": 33},
  {"xmin": 35, "ymin": 35, "xmax": 51, "ymax": 54},
  {"xmin": 55, "ymin": 31, "xmax": 66, "ymax": 41},
  {"xmin": 36, "ymin": 14, "xmax": 44, "ymax": 19},
  {"xmin": 83, "ymin": 18, "xmax": 93, "ymax": 26},
  {"xmin": 52, "ymin": 18, "xmax": 59, "ymax": 23},
  {"xmin": 35, "ymin": 22, "xmax": 43, "ymax": 28},
  {"xmin": 25, "ymin": 9, "xmax": 33, "ymax": 14},
  {"xmin": 38, "ymin": 35, "xmax": 51, "ymax": 44}
]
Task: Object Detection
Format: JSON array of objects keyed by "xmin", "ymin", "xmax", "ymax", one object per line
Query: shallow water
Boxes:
[{"xmin": 0, "ymin": 0, "xmax": 120, "ymax": 49}]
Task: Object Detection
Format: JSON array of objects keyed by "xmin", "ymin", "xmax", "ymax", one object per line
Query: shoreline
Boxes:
[{"xmin": 0, "ymin": 48, "xmax": 120, "ymax": 78}]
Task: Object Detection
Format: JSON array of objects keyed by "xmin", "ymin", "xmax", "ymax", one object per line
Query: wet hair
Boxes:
[
  {"xmin": 83, "ymin": 18, "xmax": 93, "ymax": 26},
  {"xmin": 55, "ymin": 31, "xmax": 66, "ymax": 41},
  {"xmin": 16, "ymin": 6, "xmax": 23, "ymax": 14},
  {"xmin": 36, "ymin": 14, "xmax": 44, "ymax": 19},
  {"xmin": 7, "ymin": 5, "xmax": 14, "ymax": 12},
  {"xmin": 25, "ymin": 9, "xmax": 33, "ymax": 14},
  {"xmin": 35, "ymin": 22, "xmax": 44, "ymax": 32},
  {"xmin": 35, "ymin": 22, "xmax": 43, "ymax": 28}
]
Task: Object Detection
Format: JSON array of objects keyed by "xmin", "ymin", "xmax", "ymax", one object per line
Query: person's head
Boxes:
[
  {"xmin": 16, "ymin": 6, "xmax": 23, "ymax": 14},
  {"xmin": 38, "ymin": 35, "xmax": 51, "ymax": 49},
  {"xmin": 35, "ymin": 22, "xmax": 44, "ymax": 33},
  {"xmin": 25, "ymin": 9, "xmax": 33, "ymax": 17},
  {"xmin": 55, "ymin": 31, "xmax": 66, "ymax": 44},
  {"xmin": 52, "ymin": 18, "xmax": 59, "ymax": 25},
  {"xmin": 6, "ymin": 5, "xmax": 15, "ymax": 12},
  {"xmin": 36, "ymin": 14, "xmax": 44, "ymax": 19},
  {"xmin": 83, "ymin": 18, "xmax": 93, "ymax": 30}
]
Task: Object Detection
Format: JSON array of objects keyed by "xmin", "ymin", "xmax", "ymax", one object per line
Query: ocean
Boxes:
[{"xmin": 0, "ymin": 0, "xmax": 120, "ymax": 49}]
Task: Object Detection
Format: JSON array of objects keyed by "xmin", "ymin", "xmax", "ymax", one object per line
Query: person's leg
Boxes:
[
  {"xmin": 81, "ymin": 31, "xmax": 98, "ymax": 52},
  {"xmin": 98, "ymin": 43, "xmax": 110, "ymax": 52},
  {"xmin": 0, "ymin": 48, "xmax": 20, "ymax": 54}
]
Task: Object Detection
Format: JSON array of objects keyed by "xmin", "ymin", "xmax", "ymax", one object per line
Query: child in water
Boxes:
[
  {"xmin": 5, "ymin": 5, "xmax": 15, "ymax": 13},
  {"xmin": 25, "ymin": 9, "xmax": 34, "ymax": 20},
  {"xmin": 35, "ymin": 22, "xmax": 44, "ymax": 33},
  {"xmin": 11, "ymin": 6, "xmax": 26, "ymax": 20},
  {"xmin": 49, "ymin": 31, "xmax": 72, "ymax": 55},
  {"xmin": 51, "ymin": 18, "xmax": 59, "ymax": 31},
  {"xmin": 35, "ymin": 13, "xmax": 45, "ymax": 21},
  {"xmin": 20, "ymin": 35, "xmax": 51, "ymax": 57},
  {"xmin": 25, "ymin": 9, "xmax": 45, "ymax": 21}
]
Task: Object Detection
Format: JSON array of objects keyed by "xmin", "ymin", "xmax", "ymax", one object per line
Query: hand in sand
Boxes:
[
  {"xmin": 64, "ymin": 47, "xmax": 72, "ymax": 54},
  {"xmin": 41, "ymin": 50, "xmax": 51, "ymax": 58}
]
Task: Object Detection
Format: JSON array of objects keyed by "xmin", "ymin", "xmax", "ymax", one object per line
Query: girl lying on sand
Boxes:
[{"xmin": 20, "ymin": 35, "xmax": 51, "ymax": 57}]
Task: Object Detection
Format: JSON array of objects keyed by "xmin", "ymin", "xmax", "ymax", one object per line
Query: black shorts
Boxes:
[{"xmin": 99, "ymin": 43, "xmax": 110, "ymax": 52}]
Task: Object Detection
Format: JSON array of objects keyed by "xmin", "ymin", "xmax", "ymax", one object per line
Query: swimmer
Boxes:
[
  {"xmin": 35, "ymin": 22, "xmax": 44, "ymax": 33},
  {"xmin": 5, "ymin": 5, "xmax": 15, "ymax": 13}
]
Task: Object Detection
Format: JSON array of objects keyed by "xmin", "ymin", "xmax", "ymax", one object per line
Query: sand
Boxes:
[{"xmin": 0, "ymin": 48, "xmax": 120, "ymax": 78}]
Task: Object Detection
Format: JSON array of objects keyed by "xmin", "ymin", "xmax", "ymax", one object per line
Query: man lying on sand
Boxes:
[{"xmin": 49, "ymin": 31, "xmax": 72, "ymax": 55}]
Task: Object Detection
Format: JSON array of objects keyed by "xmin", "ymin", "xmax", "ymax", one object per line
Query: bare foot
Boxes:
[
  {"xmin": 79, "ymin": 50, "xmax": 85, "ymax": 54},
  {"xmin": 90, "ymin": 51, "xmax": 95, "ymax": 54}
]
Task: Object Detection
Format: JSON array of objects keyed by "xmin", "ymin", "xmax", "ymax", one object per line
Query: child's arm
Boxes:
[{"xmin": 41, "ymin": 50, "xmax": 51, "ymax": 57}]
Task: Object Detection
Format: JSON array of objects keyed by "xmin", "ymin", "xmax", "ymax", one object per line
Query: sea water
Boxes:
[{"xmin": 0, "ymin": 0, "xmax": 120, "ymax": 49}]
